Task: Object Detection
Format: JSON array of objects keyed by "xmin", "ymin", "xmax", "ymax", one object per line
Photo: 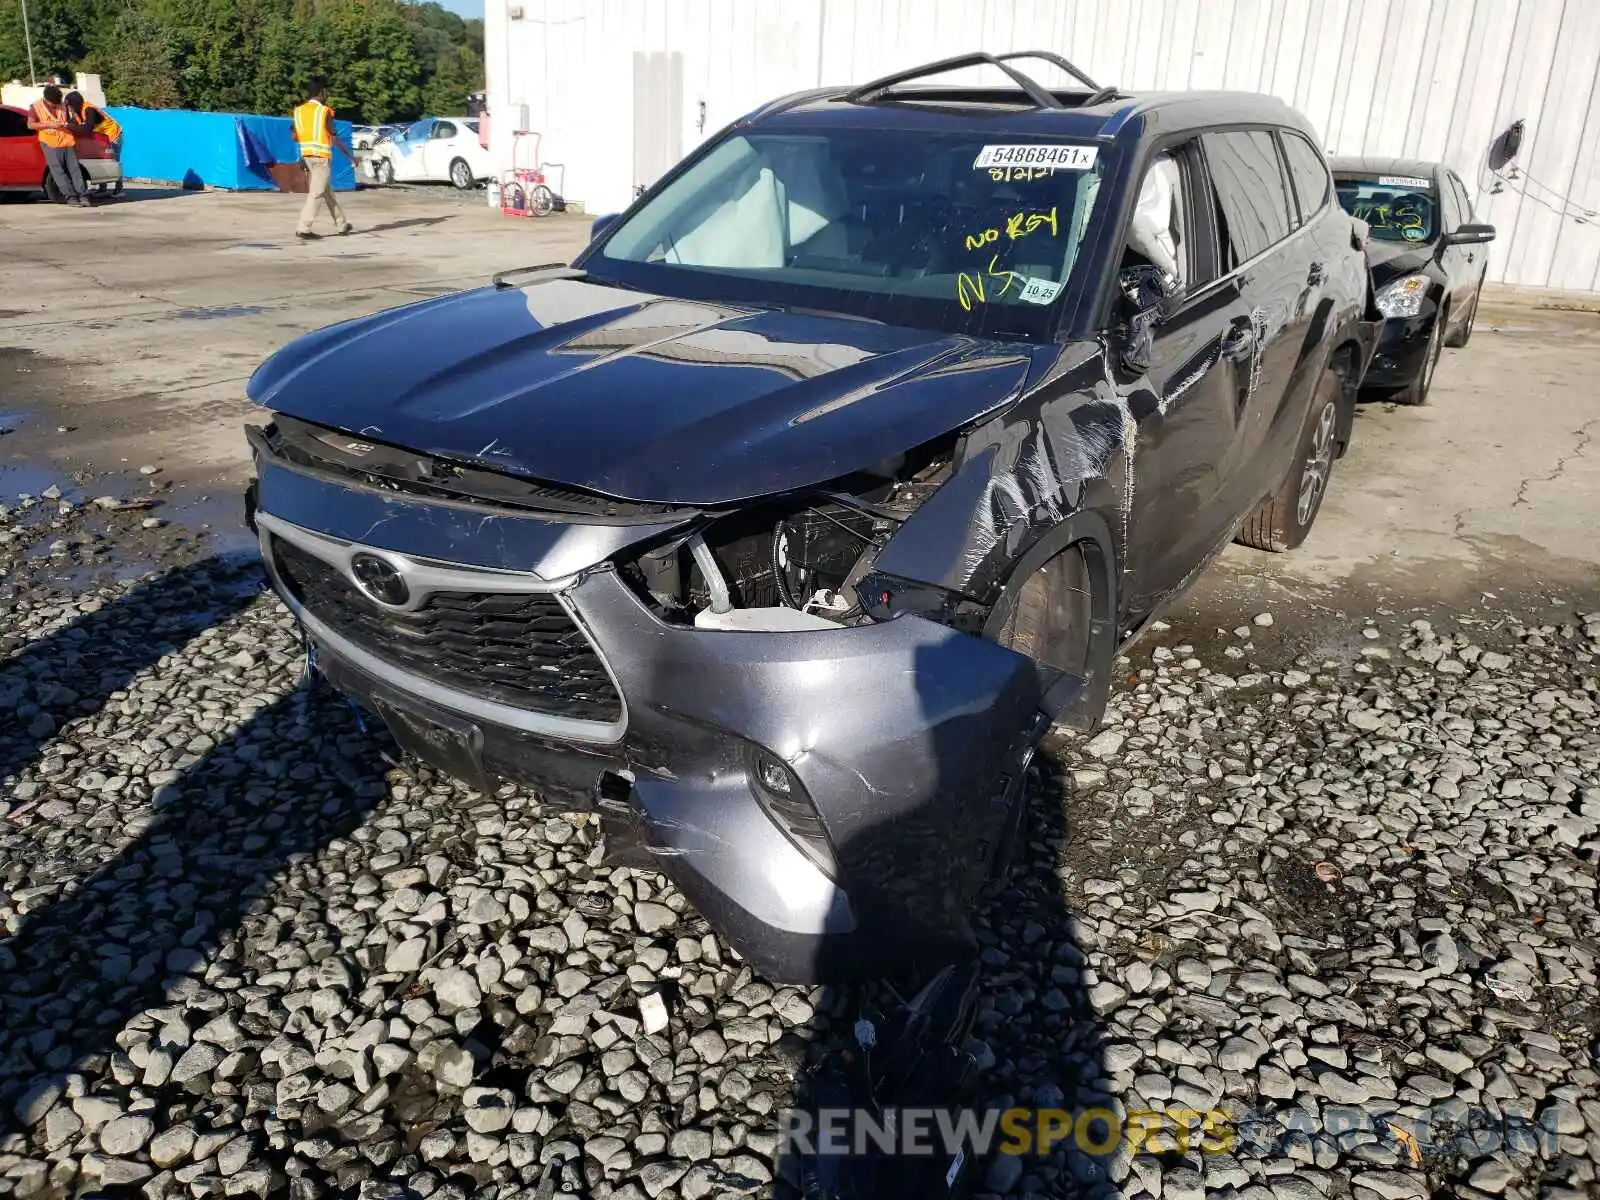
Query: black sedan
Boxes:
[{"xmin": 1333, "ymin": 157, "xmax": 1496, "ymax": 404}]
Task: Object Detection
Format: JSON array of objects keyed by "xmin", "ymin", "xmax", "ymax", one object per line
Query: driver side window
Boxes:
[{"xmin": 1127, "ymin": 153, "xmax": 1187, "ymax": 287}]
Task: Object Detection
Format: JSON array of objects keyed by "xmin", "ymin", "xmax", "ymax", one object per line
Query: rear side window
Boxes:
[
  {"xmin": 0, "ymin": 108, "xmax": 29, "ymax": 138},
  {"xmin": 1201, "ymin": 131, "xmax": 1296, "ymax": 265},
  {"xmin": 1280, "ymin": 131, "xmax": 1332, "ymax": 221}
]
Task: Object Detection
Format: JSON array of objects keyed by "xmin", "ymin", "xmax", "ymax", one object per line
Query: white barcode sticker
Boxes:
[
  {"xmin": 973, "ymin": 144, "xmax": 1098, "ymax": 171},
  {"xmin": 1377, "ymin": 174, "xmax": 1431, "ymax": 188},
  {"xmin": 1018, "ymin": 276, "xmax": 1064, "ymax": 305}
]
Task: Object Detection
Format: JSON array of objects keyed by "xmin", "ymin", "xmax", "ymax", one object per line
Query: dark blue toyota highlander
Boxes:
[{"xmin": 245, "ymin": 52, "xmax": 1377, "ymax": 985}]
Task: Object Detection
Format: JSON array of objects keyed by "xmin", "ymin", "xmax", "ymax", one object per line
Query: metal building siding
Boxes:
[{"xmin": 492, "ymin": 0, "xmax": 1600, "ymax": 291}]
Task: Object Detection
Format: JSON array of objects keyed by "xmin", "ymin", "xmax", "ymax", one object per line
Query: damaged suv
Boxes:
[{"xmin": 245, "ymin": 53, "xmax": 1375, "ymax": 984}]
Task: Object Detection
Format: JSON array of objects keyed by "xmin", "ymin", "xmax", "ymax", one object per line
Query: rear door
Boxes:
[
  {"xmin": 1198, "ymin": 129, "xmax": 1308, "ymax": 515},
  {"xmin": 1121, "ymin": 138, "xmax": 1258, "ymax": 617},
  {"xmin": 0, "ymin": 107, "xmax": 40, "ymax": 191},
  {"xmin": 424, "ymin": 119, "xmax": 461, "ymax": 179}
]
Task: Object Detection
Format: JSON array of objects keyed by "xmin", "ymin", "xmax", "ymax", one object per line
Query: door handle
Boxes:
[
  {"xmin": 1307, "ymin": 261, "xmax": 1327, "ymax": 286},
  {"xmin": 1220, "ymin": 319, "xmax": 1256, "ymax": 360}
]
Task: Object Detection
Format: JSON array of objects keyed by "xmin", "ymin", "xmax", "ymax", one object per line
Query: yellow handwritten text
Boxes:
[{"xmin": 956, "ymin": 255, "xmax": 1022, "ymax": 311}]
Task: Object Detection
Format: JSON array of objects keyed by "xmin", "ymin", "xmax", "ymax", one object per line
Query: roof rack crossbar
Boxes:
[{"xmin": 840, "ymin": 50, "xmax": 1111, "ymax": 109}]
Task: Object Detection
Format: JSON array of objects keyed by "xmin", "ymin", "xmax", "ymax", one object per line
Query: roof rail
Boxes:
[{"xmin": 841, "ymin": 50, "xmax": 1117, "ymax": 109}]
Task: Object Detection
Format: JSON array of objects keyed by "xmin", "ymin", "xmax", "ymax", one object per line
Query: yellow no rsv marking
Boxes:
[{"xmin": 963, "ymin": 206, "xmax": 1059, "ymax": 252}]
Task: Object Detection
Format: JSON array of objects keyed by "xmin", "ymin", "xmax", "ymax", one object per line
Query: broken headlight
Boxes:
[
  {"xmin": 628, "ymin": 500, "xmax": 889, "ymax": 625},
  {"xmin": 1374, "ymin": 273, "xmax": 1429, "ymax": 319}
]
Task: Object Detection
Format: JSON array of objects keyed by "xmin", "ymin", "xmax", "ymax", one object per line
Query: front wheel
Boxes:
[
  {"xmin": 373, "ymin": 158, "xmax": 395, "ymax": 185},
  {"xmin": 449, "ymin": 158, "xmax": 474, "ymax": 190},
  {"xmin": 1236, "ymin": 366, "xmax": 1347, "ymax": 553},
  {"xmin": 1397, "ymin": 311, "xmax": 1444, "ymax": 405},
  {"xmin": 529, "ymin": 184, "xmax": 555, "ymax": 217},
  {"xmin": 1446, "ymin": 289, "xmax": 1479, "ymax": 348}
]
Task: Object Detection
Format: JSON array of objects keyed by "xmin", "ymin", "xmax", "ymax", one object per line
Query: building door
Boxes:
[{"xmin": 632, "ymin": 51, "xmax": 683, "ymax": 198}]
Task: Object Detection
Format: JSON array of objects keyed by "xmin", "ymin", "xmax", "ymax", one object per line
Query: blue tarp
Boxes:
[{"xmin": 104, "ymin": 107, "xmax": 357, "ymax": 191}]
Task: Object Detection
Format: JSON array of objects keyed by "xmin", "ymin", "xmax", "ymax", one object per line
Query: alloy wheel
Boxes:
[{"xmin": 1297, "ymin": 400, "xmax": 1337, "ymax": 526}]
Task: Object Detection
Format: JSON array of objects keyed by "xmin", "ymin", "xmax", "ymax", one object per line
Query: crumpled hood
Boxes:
[
  {"xmin": 247, "ymin": 276, "xmax": 1041, "ymax": 505},
  {"xmin": 1363, "ymin": 239, "xmax": 1436, "ymax": 290}
]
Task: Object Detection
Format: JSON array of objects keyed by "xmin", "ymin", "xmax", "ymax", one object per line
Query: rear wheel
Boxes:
[
  {"xmin": 41, "ymin": 163, "xmax": 90, "ymax": 203},
  {"xmin": 529, "ymin": 183, "xmax": 555, "ymax": 217},
  {"xmin": 449, "ymin": 158, "xmax": 474, "ymax": 190},
  {"xmin": 1236, "ymin": 365, "xmax": 1347, "ymax": 552},
  {"xmin": 373, "ymin": 158, "xmax": 395, "ymax": 185}
]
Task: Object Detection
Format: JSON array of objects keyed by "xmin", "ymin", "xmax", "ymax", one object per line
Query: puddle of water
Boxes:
[
  {"xmin": 162, "ymin": 485, "xmax": 258, "ymax": 556},
  {"xmin": 174, "ymin": 305, "xmax": 269, "ymax": 320},
  {"xmin": 0, "ymin": 461, "xmax": 78, "ymax": 501}
]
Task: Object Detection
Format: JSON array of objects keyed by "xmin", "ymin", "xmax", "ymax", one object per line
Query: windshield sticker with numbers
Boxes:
[
  {"xmin": 1017, "ymin": 276, "xmax": 1064, "ymax": 305},
  {"xmin": 1377, "ymin": 175, "xmax": 1432, "ymax": 188},
  {"xmin": 972, "ymin": 144, "xmax": 1098, "ymax": 171}
]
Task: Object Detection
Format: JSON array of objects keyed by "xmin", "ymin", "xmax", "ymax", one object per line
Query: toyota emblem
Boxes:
[{"xmin": 349, "ymin": 553, "xmax": 410, "ymax": 607}]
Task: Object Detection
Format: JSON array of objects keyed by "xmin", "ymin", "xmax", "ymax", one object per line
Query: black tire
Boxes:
[
  {"xmin": 996, "ymin": 546, "xmax": 1094, "ymax": 676},
  {"xmin": 529, "ymin": 183, "xmax": 555, "ymax": 217},
  {"xmin": 1236, "ymin": 365, "xmax": 1347, "ymax": 552},
  {"xmin": 991, "ymin": 546, "xmax": 1093, "ymax": 878},
  {"xmin": 41, "ymin": 164, "xmax": 89, "ymax": 202},
  {"xmin": 373, "ymin": 158, "xmax": 395, "ymax": 185},
  {"xmin": 449, "ymin": 158, "xmax": 474, "ymax": 190},
  {"xmin": 1446, "ymin": 289, "xmax": 1479, "ymax": 348},
  {"xmin": 1397, "ymin": 309, "xmax": 1445, "ymax": 405}
]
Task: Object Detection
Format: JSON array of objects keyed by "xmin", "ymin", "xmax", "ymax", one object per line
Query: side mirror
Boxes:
[
  {"xmin": 589, "ymin": 213, "xmax": 621, "ymax": 242},
  {"xmin": 1117, "ymin": 265, "xmax": 1184, "ymax": 373},
  {"xmin": 1444, "ymin": 222, "xmax": 1496, "ymax": 245}
]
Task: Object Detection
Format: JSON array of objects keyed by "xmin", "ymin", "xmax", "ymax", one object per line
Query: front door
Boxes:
[
  {"xmin": 391, "ymin": 119, "xmax": 432, "ymax": 181},
  {"xmin": 1122, "ymin": 142, "xmax": 1259, "ymax": 618}
]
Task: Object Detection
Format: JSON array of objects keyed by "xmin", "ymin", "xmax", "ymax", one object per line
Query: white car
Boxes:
[{"xmin": 369, "ymin": 117, "xmax": 491, "ymax": 189}]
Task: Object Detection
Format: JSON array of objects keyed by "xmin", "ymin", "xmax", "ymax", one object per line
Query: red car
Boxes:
[{"xmin": 0, "ymin": 104, "xmax": 122, "ymax": 200}]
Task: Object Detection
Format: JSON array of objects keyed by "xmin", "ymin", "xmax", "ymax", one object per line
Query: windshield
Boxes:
[
  {"xmin": 589, "ymin": 129, "xmax": 1108, "ymax": 339},
  {"xmin": 1335, "ymin": 175, "xmax": 1439, "ymax": 244}
]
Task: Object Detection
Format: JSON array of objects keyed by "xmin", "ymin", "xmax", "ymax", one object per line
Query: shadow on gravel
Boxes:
[
  {"xmin": 0, "ymin": 557, "xmax": 263, "ymax": 790},
  {"xmin": 0, "ymin": 682, "xmax": 391, "ymax": 1135},
  {"xmin": 778, "ymin": 654, "xmax": 1111, "ymax": 1198}
]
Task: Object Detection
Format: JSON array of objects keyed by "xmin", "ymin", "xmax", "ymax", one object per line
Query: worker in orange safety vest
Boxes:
[
  {"xmin": 27, "ymin": 85, "xmax": 91, "ymax": 207},
  {"xmin": 291, "ymin": 77, "xmax": 355, "ymax": 239}
]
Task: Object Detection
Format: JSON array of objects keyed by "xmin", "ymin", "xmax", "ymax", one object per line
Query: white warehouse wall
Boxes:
[{"xmin": 486, "ymin": 0, "xmax": 1600, "ymax": 292}]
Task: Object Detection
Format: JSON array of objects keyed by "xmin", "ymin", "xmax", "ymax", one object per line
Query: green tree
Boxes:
[
  {"xmin": 2, "ymin": 0, "xmax": 478, "ymax": 121},
  {"xmin": 102, "ymin": 8, "xmax": 182, "ymax": 108},
  {"xmin": 419, "ymin": 42, "xmax": 479, "ymax": 116},
  {"xmin": 0, "ymin": 0, "xmax": 85, "ymax": 83}
]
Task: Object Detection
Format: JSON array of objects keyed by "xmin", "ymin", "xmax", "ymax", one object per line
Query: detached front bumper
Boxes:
[{"xmin": 250, "ymin": 463, "xmax": 1046, "ymax": 984}]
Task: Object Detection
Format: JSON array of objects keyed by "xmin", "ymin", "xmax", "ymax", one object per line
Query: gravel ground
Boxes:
[{"xmin": 1, "ymin": 492, "xmax": 1598, "ymax": 1200}]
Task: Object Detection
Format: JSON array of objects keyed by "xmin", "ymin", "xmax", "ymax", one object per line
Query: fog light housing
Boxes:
[{"xmin": 746, "ymin": 745, "xmax": 838, "ymax": 880}]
